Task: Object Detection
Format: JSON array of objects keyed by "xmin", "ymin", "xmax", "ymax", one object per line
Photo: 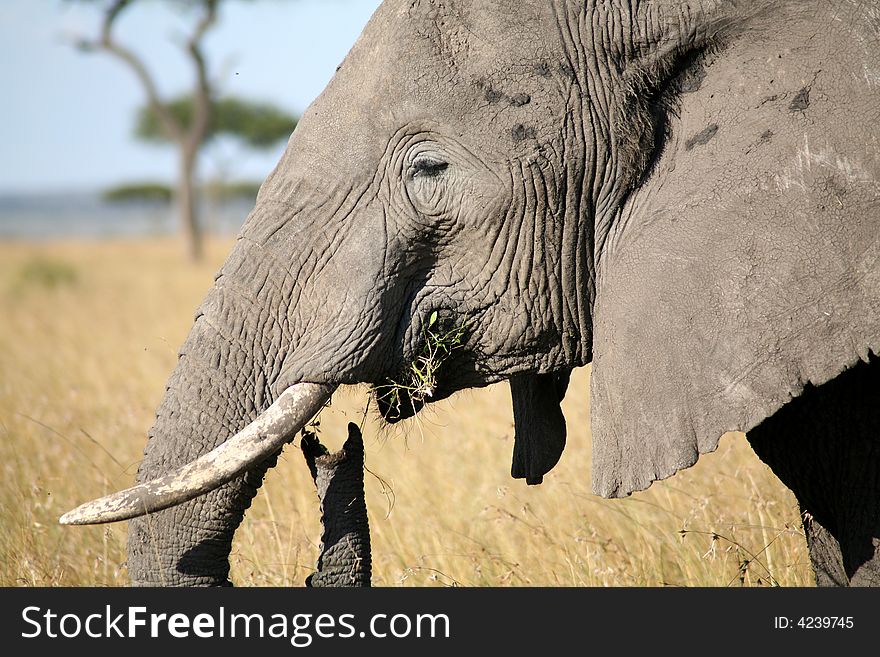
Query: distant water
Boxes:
[{"xmin": 0, "ymin": 191, "xmax": 255, "ymax": 240}]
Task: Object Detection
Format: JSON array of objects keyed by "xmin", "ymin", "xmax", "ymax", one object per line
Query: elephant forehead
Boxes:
[
  {"xmin": 389, "ymin": 0, "xmax": 569, "ymax": 146},
  {"xmin": 283, "ymin": 0, "xmax": 570, "ymax": 184}
]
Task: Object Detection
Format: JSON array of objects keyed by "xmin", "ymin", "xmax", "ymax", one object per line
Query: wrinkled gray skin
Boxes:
[
  {"xmin": 129, "ymin": 0, "xmax": 880, "ymax": 586},
  {"xmin": 302, "ymin": 424, "xmax": 371, "ymax": 588}
]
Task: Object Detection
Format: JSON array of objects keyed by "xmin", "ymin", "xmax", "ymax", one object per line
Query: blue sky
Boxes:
[{"xmin": 0, "ymin": 0, "xmax": 382, "ymax": 194}]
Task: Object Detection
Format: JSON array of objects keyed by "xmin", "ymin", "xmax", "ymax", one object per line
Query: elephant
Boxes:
[{"xmin": 61, "ymin": 0, "xmax": 880, "ymax": 587}]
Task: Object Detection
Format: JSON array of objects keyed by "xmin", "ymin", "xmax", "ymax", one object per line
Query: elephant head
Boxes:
[{"xmin": 63, "ymin": 0, "xmax": 880, "ymax": 586}]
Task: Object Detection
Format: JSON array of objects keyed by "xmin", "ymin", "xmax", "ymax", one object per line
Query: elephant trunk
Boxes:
[
  {"xmin": 303, "ymin": 423, "xmax": 372, "ymax": 587},
  {"xmin": 121, "ymin": 236, "xmax": 325, "ymax": 586},
  {"xmin": 62, "ymin": 182, "xmax": 394, "ymax": 585}
]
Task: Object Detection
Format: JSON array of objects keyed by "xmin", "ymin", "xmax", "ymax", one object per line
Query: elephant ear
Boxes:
[
  {"xmin": 510, "ymin": 370, "xmax": 570, "ymax": 485},
  {"xmin": 589, "ymin": 34, "xmax": 880, "ymax": 498}
]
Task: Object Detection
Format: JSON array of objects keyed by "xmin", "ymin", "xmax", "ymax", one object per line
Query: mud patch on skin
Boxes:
[
  {"xmin": 558, "ymin": 61, "xmax": 577, "ymax": 81},
  {"xmin": 512, "ymin": 124, "xmax": 537, "ymax": 143},
  {"xmin": 789, "ymin": 86, "xmax": 811, "ymax": 112},
  {"xmin": 531, "ymin": 60, "xmax": 575, "ymax": 82},
  {"xmin": 533, "ymin": 61, "xmax": 552, "ymax": 77},
  {"xmin": 477, "ymin": 79, "xmax": 531, "ymax": 108},
  {"xmin": 745, "ymin": 129, "xmax": 774, "ymax": 155},
  {"xmin": 759, "ymin": 129, "xmax": 774, "ymax": 142},
  {"xmin": 758, "ymin": 93, "xmax": 784, "ymax": 107},
  {"xmin": 678, "ymin": 61, "xmax": 707, "ymax": 93},
  {"xmin": 476, "ymin": 78, "xmax": 503, "ymax": 103},
  {"xmin": 788, "ymin": 72, "xmax": 820, "ymax": 113},
  {"xmin": 685, "ymin": 123, "xmax": 719, "ymax": 151}
]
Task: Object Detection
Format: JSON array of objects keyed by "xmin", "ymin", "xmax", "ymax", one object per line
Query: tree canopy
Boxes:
[
  {"xmin": 102, "ymin": 182, "xmax": 173, "ymax": 203},
  {"xmin": 136, "ymin": 95, "xmax": 297, "ymax": 149}
]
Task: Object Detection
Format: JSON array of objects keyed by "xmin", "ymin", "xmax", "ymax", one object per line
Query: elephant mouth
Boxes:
[
  {"xmin": 373, "ymin": 310, "xmax": 470, "ymax": 422},
  {"xmin": 373, "ymin": 381, "xmax": 427, "ymax": 422}
]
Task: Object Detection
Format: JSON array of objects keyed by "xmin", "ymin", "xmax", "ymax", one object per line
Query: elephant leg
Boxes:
[
  {"xmin": 801, "ymin": 513, "xmax": 848, "ymax": 587},
  {"xmin": 747, "ymin": 357, "xmax": 880, "ymax": 586}
]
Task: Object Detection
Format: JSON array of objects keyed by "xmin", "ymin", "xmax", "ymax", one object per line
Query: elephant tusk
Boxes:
[{"xmin": 59, "ymin": 382, "xmax": 336, "ymax": 526}]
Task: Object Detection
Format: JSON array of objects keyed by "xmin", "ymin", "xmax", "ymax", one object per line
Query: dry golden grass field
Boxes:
[{"xmin": 0, "ymin": 238, "xmax": 815, "ymax": 586}]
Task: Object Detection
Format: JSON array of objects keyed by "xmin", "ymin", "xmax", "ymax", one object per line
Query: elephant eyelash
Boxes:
[{"xmin": 410, "ymin": 156, "xmax": 449, "ymax": 179}]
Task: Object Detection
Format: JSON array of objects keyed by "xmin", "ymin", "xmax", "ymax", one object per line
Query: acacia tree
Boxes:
[
  {"xmin": 97, "ymin": 93, "xmax": 297, "ymax": 227},
  {"xmin": 73, "ymin": 0, "xmax": 287, "ymax": 261},
  {"xmin": 135, "ymin": 93, "xmax": 297, "ymax": 179}
]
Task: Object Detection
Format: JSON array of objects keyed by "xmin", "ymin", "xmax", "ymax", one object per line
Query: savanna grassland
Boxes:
[{"xmin": 0, "ymin": 238, "xmax": 814, "ymax": 586}]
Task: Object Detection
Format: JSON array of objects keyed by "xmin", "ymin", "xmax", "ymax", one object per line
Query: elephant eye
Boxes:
[{"xmin": 410, "ymin": 155, "xmax": 448, "ymax": 179}]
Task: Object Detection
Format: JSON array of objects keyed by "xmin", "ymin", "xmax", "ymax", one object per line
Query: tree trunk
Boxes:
[{"xmin": 178, "ymin": 143, "xmax": 203, "ymax": 262}]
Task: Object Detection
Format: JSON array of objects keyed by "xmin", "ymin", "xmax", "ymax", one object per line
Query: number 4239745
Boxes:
[{"xmin": 774, "ymin": 617, "xmax": 854, "ymax": 629}]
